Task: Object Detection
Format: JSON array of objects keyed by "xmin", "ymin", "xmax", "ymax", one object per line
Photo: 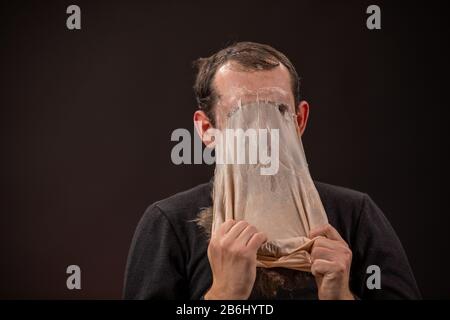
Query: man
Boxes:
[{"xmin": 123, "ymin": 42, "xmax": 421, "ymax": 300}]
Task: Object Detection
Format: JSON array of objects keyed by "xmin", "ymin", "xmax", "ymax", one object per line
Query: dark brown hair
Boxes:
[{"xmin": 193, "ymin": 42, "xmax": 301, "ymax": 126}]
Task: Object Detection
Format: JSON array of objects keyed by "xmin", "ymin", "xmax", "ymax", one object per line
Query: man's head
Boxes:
[{"xmin": 193, "ymin": 42, "xmax": 310, "ymax": 144}]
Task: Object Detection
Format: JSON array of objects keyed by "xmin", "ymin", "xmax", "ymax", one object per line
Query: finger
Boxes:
[
  {"xmin": 224, "ymin": 220, "xmax": 249, "ymax": 240},
  {"xmin": 311, "ymin": 259, "xmax": 335, "ymax": 277},
  {"xmin": 236, "ymin": 224, "xmax": 259, "ymax": 246},
  {"xmin": 309, "ymin": 223, "xmax": 344, "ymax": 242},
  {"xmin": 312, "ymin": 237, "xmax": 348, "ymax": 251},
  {"xmin": 217, "ymin": 219, "xmax": 236, "ymax": 237},
  {"xmin": 246, "ymin": 232, "xmax": 267, "ymax": 251},
  {"xmin": 311, "ymin": 246, "xmax": 335, "ymax": 262}
]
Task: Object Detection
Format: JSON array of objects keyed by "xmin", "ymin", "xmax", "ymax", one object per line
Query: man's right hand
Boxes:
[{"xmin": 204, "ymin": 219, "xmax": 267, "ymax": 300}]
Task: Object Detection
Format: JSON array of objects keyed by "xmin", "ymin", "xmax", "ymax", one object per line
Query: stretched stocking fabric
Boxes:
[{"xmin": 211, "ymin": 101, "xmax": 328, "ymax": 272}]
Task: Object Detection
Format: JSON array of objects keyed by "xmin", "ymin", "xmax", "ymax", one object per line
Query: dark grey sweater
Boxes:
[{"xmin": 123, "ymin": 181, "xmax": 421, "ymax": 299}]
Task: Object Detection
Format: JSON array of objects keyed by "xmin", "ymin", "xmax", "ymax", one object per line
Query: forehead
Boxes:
[
  {"xmin": 211, "ymin": 62, "xmax": 295, "ymax": 127},
  {"xmin": 213, "ymin": 61, "xmax": 293, "ymax": 99}
]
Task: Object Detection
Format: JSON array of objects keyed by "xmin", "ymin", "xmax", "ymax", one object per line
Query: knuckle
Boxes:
[
  {"xmin": 310, "ymin": 264, "xmax": 316, "ymax": 274},
  {"xmin": 312, "ymin": 247, "xmax": 323, "ymax": 256},
  {"xmin": 340, "ymin": 247, "xmax": 352, "ymax": 261},
  {"xmin": 253, "ymin": 234, "xmax": 266, "ymax": 245},
  {"xmin": 258, "ymin": 232, "xmax": 267, "ymax": 241},
  {"xmin": 247, "ymin": 225, "xmax": 257, "ymax": 234},
  {"xmin": 341, "ymin": 240, "xmax": 350, "ymax": 249},
  {"xmin": 314, "ymin": 238, "xmax": 324, "ymax": 246},
  {"xmin": 237, "ymin": 220, "xmax": 248, "ymax": 227},
  {"xmin": 345, "ymin": 247, "xmax": 352, "ymax": 259},
  {"xmin": 237, "ymin": 247, "xmax": 249, "ymax": 257},
  {"xmin": 230, "ymin": 245, "xmax": 247, "ymax": 258},
  {"xmin": 224, "ymin": 247, "xmax": 234, "ymax": 256},
  {"xmin": 335, "ymin": 262, "xmax": 347, "ymax": 274},
  {"xmin": 221, "ymin": 220, "xmax": 233, "ymax": 229},
  {"xmin": 219, "ymin": 238, "xmax": 231, "ymax": 249}
]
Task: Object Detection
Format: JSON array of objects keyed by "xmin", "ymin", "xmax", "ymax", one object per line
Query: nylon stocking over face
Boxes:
[{"xmin": 211, "ymin": 95, "xmax": 328, "ymax": 272}]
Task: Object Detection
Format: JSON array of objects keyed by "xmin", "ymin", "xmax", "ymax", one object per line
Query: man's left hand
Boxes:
[{"xmin": 309, "ymin": 223, "xmax": 355, "ymax": 300}]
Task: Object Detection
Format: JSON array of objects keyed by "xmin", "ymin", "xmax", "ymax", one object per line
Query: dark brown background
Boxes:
[{"xmin": 1, "ymin": 0, "xmax": 449, "ymax": 299}]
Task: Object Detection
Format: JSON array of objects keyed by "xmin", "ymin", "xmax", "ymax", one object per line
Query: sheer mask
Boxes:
[{"xmin": 211, "ymin": 91, "xmax": 328, "ymax": 272}]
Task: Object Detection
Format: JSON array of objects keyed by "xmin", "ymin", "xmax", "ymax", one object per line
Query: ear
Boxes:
[
  {"xmin": 295, "ymin": 100, "xmax": 310, "ymax": 136},
  {"xmin": 193, "ymin": 110, "xmax": 215, "ymax": 147}
]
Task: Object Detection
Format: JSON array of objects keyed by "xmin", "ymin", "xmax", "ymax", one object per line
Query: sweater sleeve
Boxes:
[
  {"xmin": 123, "ymin": 203, "xmax": 188, "ymax": 299},
  {"xmin": 350, "ymin": 194, "xmax": 421, "ymax": 299}
]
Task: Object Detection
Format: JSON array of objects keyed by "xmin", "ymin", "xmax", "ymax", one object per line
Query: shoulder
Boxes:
[
  {"xmin": 314, "ymin": 181, "xmax": 368, "ymax": 206},
  {"xmin": 314, "ymin": 181, "xmax": 372, "ymax": 217},
  {"xmin": 132, "ymin": 182, "xmax": 212, "ymax": 256},
  {"xmin": 139, "ymin": 182, "xmax": 212, "ymax": 238},
  {"xmin": 152, "ymin": 182, "xmax": 212, "ymax": 217}
]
